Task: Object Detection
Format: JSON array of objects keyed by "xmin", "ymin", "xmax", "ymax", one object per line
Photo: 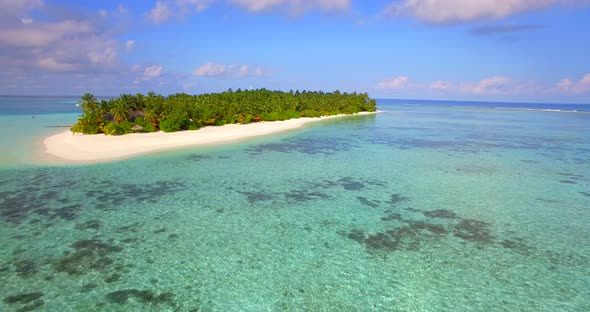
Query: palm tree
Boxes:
[
  {"xmin": 111, "ymin": 99, "xmax": 130, "ymax": 123},
  {"xmin": 79, "ymin": 93, "xmax": 98, "ymax": 114},
  {"xmin": 97, "ymin": 100, "xmax": 111, "ymax": 118}
]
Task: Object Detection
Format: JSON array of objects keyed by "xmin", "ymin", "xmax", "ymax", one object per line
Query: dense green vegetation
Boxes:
[{"xmin": 72, "ymin": 89, "xmax": 377, "ymax": 135}]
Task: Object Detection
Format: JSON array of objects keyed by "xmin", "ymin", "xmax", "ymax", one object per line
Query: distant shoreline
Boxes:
[{"xmin": 42, "ymin": 112, "xmax": 377, "ymax": 164}]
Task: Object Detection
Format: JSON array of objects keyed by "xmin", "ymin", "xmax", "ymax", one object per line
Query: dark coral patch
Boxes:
[
  {"xmin": 388, "ymin": 194, "xmax": 409, "ymax": 205},
  {"xmin": 559, "ymin": 180, "xmax": 577, "ymax": 184},
  {"xmin": 403, "ymin": 220, "xmax": 448, "ymax": 235},
  {"xmin": 247, "ymin": 137, "xmax": 360, "ymax": 156},
  {"xmin": 356, "ymin": 197, "xmax": 379, "ymax": 208},
  {"xmin": 344, "ymin": 221, "xmax": 448, "ymax": 254},
  {"xmin": 15, "ymin": 299, "xmax": 44, "ymax": 312},
  {"xmin": 15, "ymin": 259, "xmax": 37, "ymax": 277},
  {"xmin": 153, "ymin": 228, "xmax": 167, "ymax": 234},
  {"xmin": 380, "ymin": 212, "xmax": 402, "ymax": 221},
  {"xmin": 86, "ymin": 180, "xmax": 186, "ymax": 208},
  {"xmin": 284, "ymin": 190, "xmax": 329, "ymax": 202},
  {"xmin": 3, "ymin": 292, "xmax": 43, "ymax": 304},
  {"xmin": 423, "ymin": 209, "xmax": 457, "ymax": 219},
  {"xmin": 239, "ymin": 191, "xmax": 275, "ymax": 205},
  {"xmin": 0, "ymin": 196, "xmax": 31, "ymax": 224},
  {"xmin": 52, "ymin": 204, "xmax": 83, "ymax": 221},
  {"xmin": 185, "ymin": 154, "xmax": 212, "ymax": 162},
  {"xmin": 116, "ymin": 223, "xmax": 141, "ymax": 233},
  {"xmin": 105, "ymin": 289, "xmax": 174, "ymax": 305},
  {"xmin": 337, "ymin": 177, "xmax": 365, "ymax": 191},
  {"xmin": 105, "ymin": 273, "xmax": 122, "ymax": 283},
  {"xmin": 535, "ymin": 198, "xmax": 559, "ymax": 203},
  {"xmin": 500, "ymin": 239, "xmax": 531, "ymax": 255},
  {"xmin": 54, "ymin": 239, "xmax": 123, "ymax": 275},
  {"xmin": 80, "ymin": 283, "xmax": 98, "ymax": 293},
  {"xmin": 346, "ymin": 229, "xmax": 366, "ymax": 244},
  {"xmin": 453, "ymin": 219, "xmax": 494, "ymax": 243},
  {"xmin": 75, "ymin": 220, "xmax": 101, "ymax": 230}
]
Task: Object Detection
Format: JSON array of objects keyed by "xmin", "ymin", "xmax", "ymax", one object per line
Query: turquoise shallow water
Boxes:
[{"xmin": 0, "ymin": 100, "xmax": 589, "ymax": 311}]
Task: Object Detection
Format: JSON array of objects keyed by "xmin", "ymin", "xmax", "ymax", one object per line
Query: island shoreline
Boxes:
[{"xmin": 40, "ymin": 112, "xmax": 378, "ymax": 165}]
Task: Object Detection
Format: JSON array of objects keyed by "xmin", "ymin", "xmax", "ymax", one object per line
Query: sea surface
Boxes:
[{"xmin": 0, "ymin": 96, "xmax": 589, "ymax": 311}]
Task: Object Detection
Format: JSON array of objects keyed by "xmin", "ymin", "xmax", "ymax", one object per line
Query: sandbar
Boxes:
[{"xmin": 42, "ymin": 112, "xmax": 376, "ymax": 164}]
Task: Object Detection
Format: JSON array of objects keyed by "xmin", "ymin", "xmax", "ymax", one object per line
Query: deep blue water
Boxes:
[{"xmin": 378, "ymin": 98, "xmax": 589, "ymax": 112}]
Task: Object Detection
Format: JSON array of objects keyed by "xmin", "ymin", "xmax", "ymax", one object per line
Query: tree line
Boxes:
[{"xmin": 72, "ymin": 89, "xmax": 378, "ymax": 135}]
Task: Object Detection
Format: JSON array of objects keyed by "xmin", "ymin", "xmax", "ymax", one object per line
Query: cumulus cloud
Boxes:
[
  {"xmin": 230, "ymin": 0, "xmax": 350, "ymax": 14},
  {"xmin": 0, "ymin": 2, "xmax": 124, "ymax": 75},
  {"xmin": 147, "ymin": 0, "xmax": 349, "ymax": 21},
  {"xmin": 178, "ymin": 0, "xmax": 212, "ymax": 12},
  {"xmin": 126, "ymin": 40, "xmax": 136, "ymax": 50},
  {"xmin": 148, "ymin": 1, "xmax": 173, "ymax": 23},
  {"xmin": 383, "ymin": 0, "xmax": 587, "ymax": 24},
  {"xmin": 377, "ymin": 75, "xmax": 541, "ymax": 96},
  {"xmin": 0, "ymin": 0, "xmax": 43, "ymax": 14},
  {"xmin": 20, "ymin": 17, "xmax": 33, "ymax": 24},
  {"xmin": 99, "ymin": 4, "xmax": 128, "ymax": 18},
  {"xmin": 0, "ymin": 20, "xmax": 95, "ymax": 47},
  {"xmin": 36, "ymin": 57, "xmax": 77, "ymax": 72},
  {"xmin": 556, "ymin": 74, "xmax": 590, "ymax": 93},
  {"xmin": 148, "ymin": 0, "xmax": 212, "ymax": 23},
  {"xmin": 193, "ymin": 62, "xmax": 265, "ymax": 79},
  {"xmin": 466, "ymin": 76, "xmax": 511, "ymax": 94},
  {"xmin": 143, "ymin": 65, "xmax": 163, "ymax": 79},
  {"xmin": 376, "ymin": 76, "xmax": 409, "ymax": 90}
]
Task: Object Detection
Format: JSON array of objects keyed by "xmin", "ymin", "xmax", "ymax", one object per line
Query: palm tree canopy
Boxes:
[{"xmin": 79, "ymin": 93, "xmax": 98, "ymax": 114}]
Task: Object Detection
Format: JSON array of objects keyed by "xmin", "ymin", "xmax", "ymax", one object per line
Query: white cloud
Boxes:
[
  {"xmin": 177, "ymin": 0, "xmax": 212, "ymax": 12},
  {"xmin": 467, "ymin": 76, "xmax": 511, "ymax": 94},
  {"xmin": 230, "ymin": 0, "xmax": 350, "ymax": 13},
  {"xmin": 377, "ymin": 75, "xmax": 541, "ymax": 96},
  {"xmin": 117, "ymin": 4, "xmax": 128, "ymax": 14},
  {"xmin": 383, "ymin": 0, "xmax": 587, "ymax": 24},
  {"xmin": 377, "ymin": 76, "xmax": 409, "ymax": 90},
  {"xmin": 0, "ymin": 2, "xmax": 123, "ymax": 74},
  {"xmin": 193, "ymin": 62, "xmax": 265, "ymax": 79},
  {"xmin": 88, "ymin": 46, "xmax": 117, "ymax": 65},
  {"xmin": 126, "ymin": 40, "xmax": 135, "ymax": 50},
  {"xmin": 146, "ymin": 0, "xmax": 348, "ymax": 23},
  {"xmin": 143, "ymin": 65, "xmax": 163, "ymax": 79},
  {"xmin": 36, "ymin": 57, "xmax": 76, "ymax": 72},
  {"xmin": 194, "ymin": 62, "xmax": 227, "ymax": 77},
  {"xmin": 430, "ymin": 80, "xmax": 454, "ymax": 90},
  {"xmin": 0, "ymin": 0, "xmax": 43, "ymax": 14},
  {"xmin": 0, "ymin": 20, "xmax": 94, "ymax": 47},
  {"xmin": 99, "ymin": 4, "xmax": 128, "ymax": 17},
  {"xmin": 148, "ymin": 1, "xmax": 172, "ymax": 23},
  {"xmin": 148, "ymin": 0, "xmax": 212, "ymax": 23},
  {"xmin": 556, "ymin": 73, "xmax": 590, "ymax": 93}
]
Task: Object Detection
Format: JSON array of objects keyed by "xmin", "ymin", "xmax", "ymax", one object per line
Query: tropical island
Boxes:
[
  {"xmin": 43, "ymin": 89, "xmax": 378, "ymax": 163},
  {"xmin": 72, "ymin": 89, "xmax": 377, "ymax": 135}
]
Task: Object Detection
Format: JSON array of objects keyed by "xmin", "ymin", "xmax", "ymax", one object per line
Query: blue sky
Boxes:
[{"xmin": 0, "ymin": 0, "xmax": 589, "ymax": 103}]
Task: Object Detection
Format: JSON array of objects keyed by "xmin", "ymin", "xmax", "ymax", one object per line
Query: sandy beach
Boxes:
[{"xmin": 42, "ymin": 112, "xmax": 375, "ymax": 163}]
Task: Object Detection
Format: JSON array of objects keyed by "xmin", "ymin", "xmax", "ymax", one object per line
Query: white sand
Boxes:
[{"xmin": 42, "ymin": 112, "xmax": 375, "ymax": 164}]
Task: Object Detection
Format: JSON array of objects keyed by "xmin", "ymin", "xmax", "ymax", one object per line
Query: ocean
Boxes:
[{"xmin": 0, "ymin": 96, "xmax": 589, "ymax": 311}]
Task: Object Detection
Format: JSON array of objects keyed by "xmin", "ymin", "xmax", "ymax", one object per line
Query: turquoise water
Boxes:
[{"xmin": 0, "ymin": 99, "xmax": 589, "ymax": 311}]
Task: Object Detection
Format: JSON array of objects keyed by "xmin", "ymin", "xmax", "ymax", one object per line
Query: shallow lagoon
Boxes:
[{"xmin": 1, "ymin": 101, "xmax": 589, "ymax": 311}]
